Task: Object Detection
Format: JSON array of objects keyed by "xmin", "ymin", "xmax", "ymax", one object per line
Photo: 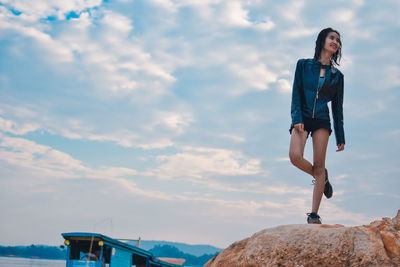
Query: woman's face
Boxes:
[{"xmin": 323, "ymin": 31, "xmax": 341, "ymax": 55}]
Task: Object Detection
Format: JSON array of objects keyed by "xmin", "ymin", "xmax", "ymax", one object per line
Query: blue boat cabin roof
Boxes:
[{"xmin": 62, "ymin": 232, "xmax": 184, "ymax": 267}]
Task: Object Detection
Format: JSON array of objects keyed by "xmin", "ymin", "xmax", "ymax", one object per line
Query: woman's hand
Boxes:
[
  {"xmin": 336, "ymin": 143, "xmax": 345, "ymax": 152},
  {"xmin": 294, "ymin": 123, "xmax": 304, "ymax": 133}
]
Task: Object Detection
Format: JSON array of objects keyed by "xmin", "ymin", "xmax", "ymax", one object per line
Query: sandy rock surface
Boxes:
[{"xmin": 205, "ymin": 210, "xmax": 400, "ymax": 267}]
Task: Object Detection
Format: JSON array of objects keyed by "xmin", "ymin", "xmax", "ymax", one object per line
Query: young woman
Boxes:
[{"xmin": 289, "ymin": 28, "xmax": 345, "ymax": 224}]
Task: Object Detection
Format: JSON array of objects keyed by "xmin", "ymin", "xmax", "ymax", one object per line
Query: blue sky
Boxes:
[{"xmin": 0, "ymin": 0, "xmax": 399, "ymax": 248}]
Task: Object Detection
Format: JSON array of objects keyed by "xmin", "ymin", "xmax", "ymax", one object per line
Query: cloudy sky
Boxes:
[{"xmin": 0, "ymin": 0, "xmax": 399, "ymax": 249}]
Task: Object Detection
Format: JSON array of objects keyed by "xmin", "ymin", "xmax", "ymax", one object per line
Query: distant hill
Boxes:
[
  {"xmin": 149, "ymin": 244, "xmax": 218, "ymax": 266},
  {"xmin": 131, "ymin": 240, "xmax": 222, "ymax": 257}
]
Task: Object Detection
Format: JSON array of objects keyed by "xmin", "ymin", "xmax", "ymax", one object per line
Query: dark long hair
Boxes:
[{"xmin": 313, "ymin": 27, "xmax": 342, "ymax": 66}]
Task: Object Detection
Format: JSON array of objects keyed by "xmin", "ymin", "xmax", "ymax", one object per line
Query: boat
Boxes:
[{"xmin": 62, "ymin": 232, "xmax": 185, "ymax": 267}]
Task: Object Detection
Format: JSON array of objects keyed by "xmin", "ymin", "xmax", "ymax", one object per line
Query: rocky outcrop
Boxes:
[{"xmin": 205, "ymin": 210, "xmax": 400, "ymax": 267}]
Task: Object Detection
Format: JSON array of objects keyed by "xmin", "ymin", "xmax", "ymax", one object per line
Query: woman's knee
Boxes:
[
  {"xmin": 313, "ymin": 162, "xmax": 325, "ymax": 177},
  {"xmin": 289, "ymin": 151, "xmax": 303, "ymax": 166}
]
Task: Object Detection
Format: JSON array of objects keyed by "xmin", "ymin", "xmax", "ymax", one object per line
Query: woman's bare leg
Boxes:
[
  {"xmin": 289, "ymin": 129, "xmax": 313, "ymax": 176},
  {"xmin": 311, "ymin": 128, "xmax": 330, "ymax": 214}
]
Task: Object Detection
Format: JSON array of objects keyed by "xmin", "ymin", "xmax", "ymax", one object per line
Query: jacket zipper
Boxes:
[{"xmin": 312, "ymin": 70, "xmax": 321, "ymax": 118}]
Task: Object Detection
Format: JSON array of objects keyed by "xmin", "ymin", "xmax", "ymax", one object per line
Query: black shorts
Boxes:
[{"xmin": 289, "ymin": 117, "xmax": 332, "ymax": 137}]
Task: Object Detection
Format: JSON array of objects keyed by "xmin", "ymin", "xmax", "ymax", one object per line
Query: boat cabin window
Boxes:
[
  {"xmin": 132, "ymin": 253, "xmax": 148, "ymax": 266},
  {"xmin": 69, "ymin": 239, "xmax": 111, "ymax": 265}
]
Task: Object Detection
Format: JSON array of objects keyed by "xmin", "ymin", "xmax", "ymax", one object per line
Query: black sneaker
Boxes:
[
  {"xmin": 307, "ymin": 212, "xmax": 322, "ymax": 224},
  {"xmin": 324, "ymin": 169, "xmax": 333, "ymax": 199}
]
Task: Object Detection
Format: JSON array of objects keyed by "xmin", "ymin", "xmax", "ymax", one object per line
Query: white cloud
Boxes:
[
  {"xmin": 0, "ymin": 107, "xmax": 178, "ymax": 150},
  {"xmin": 349, "ymin": 99, "xmax": 386, "ymax": 119},
  {"xmin": 0, "ymin": 9, "xmax": 74, "ymax": 62},
  {"xmin": 191, "ymin": 178, "xmax": 312, "ymax": 196},
  {"xmin": 237, "ymin": 111, "xmax": 265, "ymax": 122},
  {"xmin": 137, "ymin": 138, "xmax": 174, "ymax": 150},
  {"xmin": 1, "ymin": 0, "xmax": 102, "ymax": 21},
  {"xmin": 219, "ymin": 134, "xmax": 246, "ymax": 143},
  {"xmin": 100, "ymin": 10, "xmax": 133, "ymax": 41},
  {"xmin": 230, "ymin": 63, "xmax": 278, "ymax": 93},
  {"xmin": 219, "ymin": 1, "xmax": 274, "ymax": 31},
  {"xmin": 57, "ymin": 126, "xmax": 174, "ymax": 150},
  {"xmin": 320, "ymin": 202, "xmax": 368, "ymax": 225},
  {"xmin": 81, "ymin": 29, "xmax": 176, "ymax": 94},
  {"xmin": 148, "ymin": 0, "xmax": 177, "ymax": 12},
  {"xmin": 0, "ymin": 133, "xmax": 326, "ymax": 220},
  {"xmin": 0, "ymin": 117, "xmax": 39, "ymax": 135},
  {"xmin": 156, "ymin": 111, "xmax": 194, "ymax": 134},
  {"xmin": 152, "ymin": 146, "xmax": 262, "ymax": 179},
  {"xmin": 382, "ymin": 65, "xmax": 400, "ymax": 88},
  {"xmin": 335, "ymin": 9, "xmax": 355, "ymax": 23},
  {"xmin": 280, "ymin": 0, "xmax": 305, "ymax": 22},
  {"xmin": 334, "ymin": 174, "xmax": 350, "ymax": 185},
  {"xmin": 254, "ymin": 18, "xmax": 275, "ymax": 31},
  {"xmin": 281, "ymin": 26, "xmax": 318, "ymax": 39},
  {"xmin": 261, "ymin": 184, "xmax": 310, "ymax": 196},
  {"xmin": 275, "ymin": 157, "xmax": 290, "ymax": 162},
  {"xmin": 278, "ymin": 78, "xmax": 291, "ymax": 94},
  {"xmin": 1, "ymin": 3, "xmax": 176, "ymax": 94},
  {"xmin": 220, "ymin": 1, "xmax": 251, "ymax": 27},
  {"xmin": 338, "ymin": 0, "xmax": 364, "ymax": 7},
  {"xmin": 0, "ymin": 134, "xmax": 164, "ymax": 198},
  {"xmin": 0, "ymin": 134, "xmax": 86, "ymax": 178}
]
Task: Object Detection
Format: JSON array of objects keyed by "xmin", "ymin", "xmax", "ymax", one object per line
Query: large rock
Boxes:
[{"xmin": 205, "ymin": 210, "xmax": 400, "ymax": 267}]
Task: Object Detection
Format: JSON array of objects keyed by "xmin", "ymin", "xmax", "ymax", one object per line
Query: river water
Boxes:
[{"xmin": 0, "ymin": 256, "xmax": 65, "ymax": 266}]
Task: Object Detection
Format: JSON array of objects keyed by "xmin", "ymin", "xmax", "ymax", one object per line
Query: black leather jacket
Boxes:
[{"xmin": 291, "ymin": 58, "xmax": 345, "ymax": 145}]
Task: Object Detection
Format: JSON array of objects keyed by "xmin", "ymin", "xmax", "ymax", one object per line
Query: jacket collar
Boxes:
[
  {"xmin": 311, "ymin": 58, "xmax": 331, "ymax": 68},
  {"xmin": 311, "ymin": 58, "xmax": 337, "ymax": 74}
]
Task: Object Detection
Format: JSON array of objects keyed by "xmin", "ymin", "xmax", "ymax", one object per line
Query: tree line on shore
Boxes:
[{"xmin": 0, "ymin": 244, "xmax": 66, "ymax": 259}]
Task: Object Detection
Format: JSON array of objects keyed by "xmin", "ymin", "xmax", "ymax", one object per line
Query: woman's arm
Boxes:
[
  {"xmin": 332, "ymin": 73, "xmax": 345, "ymax": 149},
  {"xmin": 291, "ymin": 59, "xmax": 304, "ymax": 126}
]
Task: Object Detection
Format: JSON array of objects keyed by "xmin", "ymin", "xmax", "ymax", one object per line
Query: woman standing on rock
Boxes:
[{"xmin": 289, "ymin": 28, "xmax": 345, "ymax": 224}]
